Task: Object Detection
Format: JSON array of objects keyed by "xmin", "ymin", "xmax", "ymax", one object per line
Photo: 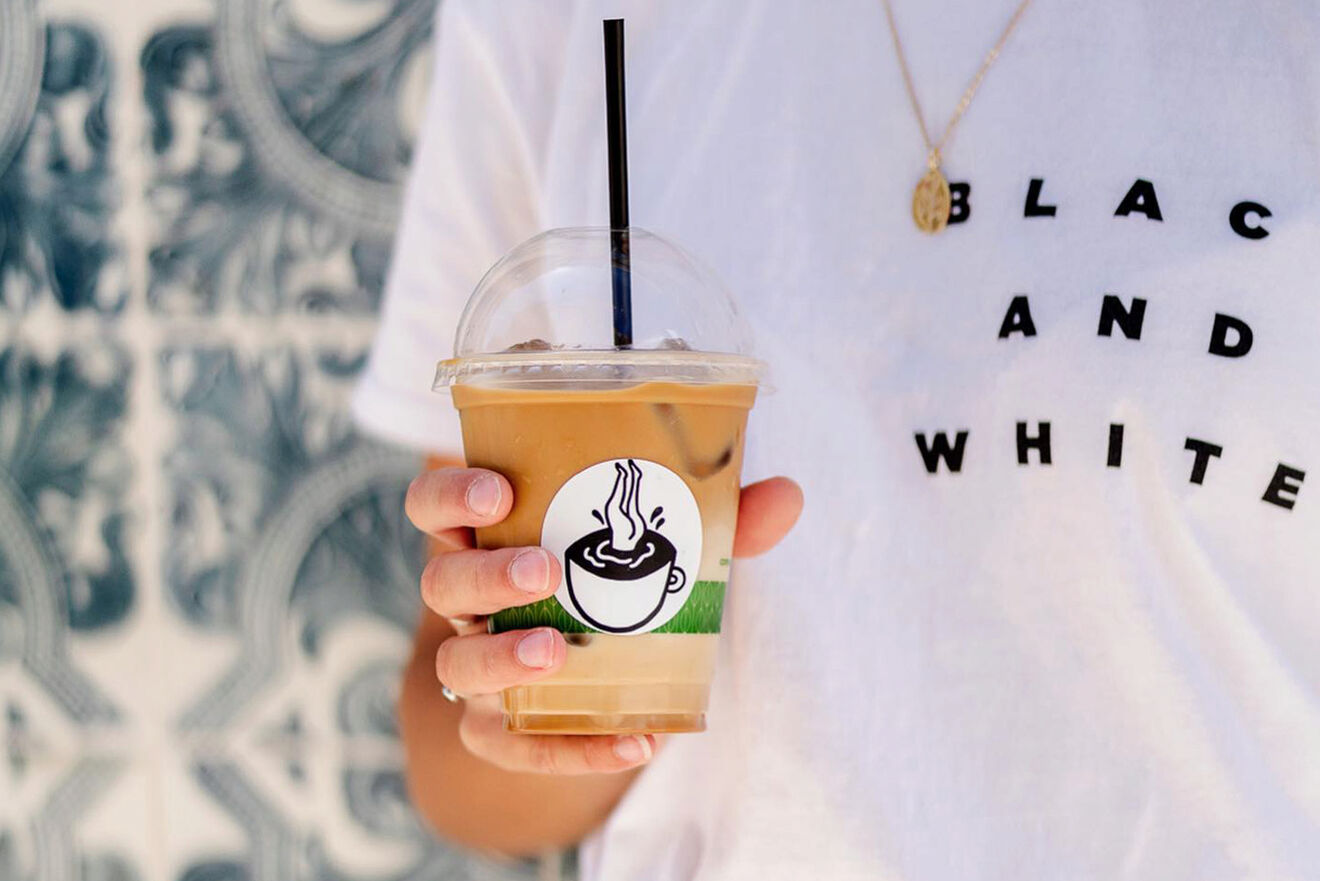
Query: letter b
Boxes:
[{"xmin": 948, "ymin": 183, "xmax": 971, "ymax": 225}]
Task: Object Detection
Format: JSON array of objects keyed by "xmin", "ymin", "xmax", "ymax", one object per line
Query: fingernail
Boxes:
[
  {"xmin": 509, "ymin": 549, "xmax": 549, "ymax": 594},
  {"xmin": 515, "ymin": 629, "xmax": 557, "ymax": 669},
  {"xmin": 466, "ymin": 474, "xmax": 501, "ymax": 517},
  {"xmin": 613, "ymin": 735, "xmax": 653, "ymax": 764}
]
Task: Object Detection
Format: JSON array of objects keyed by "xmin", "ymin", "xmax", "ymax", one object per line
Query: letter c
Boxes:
[{"xmin": 1229, "ymin": 201, "xmax": 1271, "ymax": 240}]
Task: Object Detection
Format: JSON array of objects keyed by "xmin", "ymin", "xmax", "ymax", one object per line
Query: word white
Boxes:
[{"xmin": 914, "ymin": 425, "xmax": 1305, "ymax": 511}]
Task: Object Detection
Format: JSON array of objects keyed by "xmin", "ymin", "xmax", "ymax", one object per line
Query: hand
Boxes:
[{"xmin": 405, "ymin": 466, "xmax": 803, "ymax": 775}]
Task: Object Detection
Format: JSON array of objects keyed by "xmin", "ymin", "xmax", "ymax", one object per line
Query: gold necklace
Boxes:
[{"xmin": 882, "ymin": 0, "xmax": 1034, "ymax": 233}]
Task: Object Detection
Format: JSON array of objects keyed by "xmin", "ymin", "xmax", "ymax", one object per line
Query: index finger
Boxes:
[{"xmin": 405, "ymin": 467, "xmax": 514, "ymax": 536}]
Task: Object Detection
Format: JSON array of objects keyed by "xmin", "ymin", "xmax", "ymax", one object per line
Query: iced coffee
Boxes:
[
  {"xmin": 433, "ymin": 227, "xmax": 762, "ymax": 735},
  {"xmin": 453, "ymin": 376, "xmax": 753, "ymax": 733}
]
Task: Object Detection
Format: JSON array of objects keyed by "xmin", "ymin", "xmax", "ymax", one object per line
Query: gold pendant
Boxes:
[{"xmin": 912, "ymin": 166, "xmax": 951, "ymax": 234}]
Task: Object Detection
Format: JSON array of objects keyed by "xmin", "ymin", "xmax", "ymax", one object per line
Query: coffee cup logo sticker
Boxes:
[{"xmin": 542, "ymin": 459, "xmax": 703, "ymax": 635}]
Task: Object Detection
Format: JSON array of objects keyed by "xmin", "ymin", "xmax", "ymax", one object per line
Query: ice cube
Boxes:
[{"xmin": 505, "ymin": 338, "xmax": 554, "ymax": 352}]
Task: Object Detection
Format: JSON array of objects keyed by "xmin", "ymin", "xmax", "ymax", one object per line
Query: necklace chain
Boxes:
[{"xmin": 882, "ymin": 0, "xmax": 1034, "ymax": 170}]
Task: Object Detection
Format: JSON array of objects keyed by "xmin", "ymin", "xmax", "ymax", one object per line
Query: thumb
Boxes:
[{"xmin": 732, "ymin": 477, "xmax": 803, "ymax": 558}]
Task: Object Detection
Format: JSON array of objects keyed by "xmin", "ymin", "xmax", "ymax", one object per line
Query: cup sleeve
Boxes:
[{"xmin": 351, "ymin": 0, "xmax": 564, "ymax": 453}]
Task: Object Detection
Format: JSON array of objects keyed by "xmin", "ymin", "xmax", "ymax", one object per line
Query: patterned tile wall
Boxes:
[{"xmin": 0, "ymin": 1, "xmax": 542, "ymax": 879}]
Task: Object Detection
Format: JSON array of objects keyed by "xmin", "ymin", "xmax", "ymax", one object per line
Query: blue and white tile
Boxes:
[
  {"xmin": 157, "ymin": 343, "xmax": 422, "ymax": 727},
  {"xmin": 155, "ymin": 343, "xmax": 528, "ymax": 878},
  {"xmin": 0, "ymin": 741, "xmax": 160, "ymax": 881},
  {"xmin": 142, "ymin": 0, "xmax": 434, "ymax": 314},
  {"xmin": 158, "ymin": 743, "xmax": 537, "ymax": 881},
  {"xmin": 0, "ymin": 7, "xmax": 125, "ymax": 315},
  {"xmin": 0, "ymin": 0, "xmax": 557, "ymax": 877},
  {"xmin": 0, "ymin": 341, "xmax": 134, "ymax": 727}
]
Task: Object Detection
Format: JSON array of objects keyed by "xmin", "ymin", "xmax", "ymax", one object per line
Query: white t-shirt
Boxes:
[{"xmin": 353, "ymin": 1, "xmax": 1320, "ymax": 878}]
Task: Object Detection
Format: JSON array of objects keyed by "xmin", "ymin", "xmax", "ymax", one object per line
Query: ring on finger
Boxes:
[{"xmin": 441, "ymin": 684, "xmax": 463, "ymax": 703}]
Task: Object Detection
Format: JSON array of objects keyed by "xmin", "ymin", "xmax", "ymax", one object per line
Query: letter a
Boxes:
[
  {"xmin": 1115, "ymin": 179, "xmax": 1164, "ymax": 221},
  {"xmin": 998, "ymin": 295, "xmax": 1037, "ymax": 339}
]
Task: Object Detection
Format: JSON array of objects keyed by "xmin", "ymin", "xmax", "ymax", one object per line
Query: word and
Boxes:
[{"xmin": 998, "ymin": 294, "xmax": 1253, "ymax": 357}]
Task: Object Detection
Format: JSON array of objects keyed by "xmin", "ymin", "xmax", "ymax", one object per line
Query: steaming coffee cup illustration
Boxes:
[{"xmin": 542, "ymin": 459, "xmax": 703, "ymax": 635}]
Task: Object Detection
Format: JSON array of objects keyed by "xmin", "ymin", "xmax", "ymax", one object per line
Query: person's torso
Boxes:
[{"xmin": 535, "ymin": 1, "xmax": 1320, "ymax": 878}]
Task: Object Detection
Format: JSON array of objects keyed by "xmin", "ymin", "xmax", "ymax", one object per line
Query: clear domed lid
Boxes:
[{"xmin": 434, "ymin": 227, "xmax": 763, "ymax": 389}]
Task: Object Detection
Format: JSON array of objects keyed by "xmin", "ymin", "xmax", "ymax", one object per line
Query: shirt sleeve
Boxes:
[{"xmin": 351, "ymin": 0, "xmax": 569, "ymax": 453}]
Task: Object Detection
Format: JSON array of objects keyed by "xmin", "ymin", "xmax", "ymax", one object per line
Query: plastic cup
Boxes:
[{"xmin": 434, "ymin": 227, "xmax": 762, "ymax": 734}]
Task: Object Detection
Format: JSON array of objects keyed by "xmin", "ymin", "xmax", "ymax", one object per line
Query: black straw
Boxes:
[{"xmin": 603, "ymin": 19, "xmax": 633, "ymax": 348}]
